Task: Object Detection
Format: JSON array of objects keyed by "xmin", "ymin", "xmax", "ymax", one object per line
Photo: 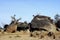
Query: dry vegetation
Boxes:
[
  {"xmin": 0, "ymin": 31, "xmax": 60, "ymax": 40},
  {"xmin": 0, "ymin": 14, "xmax": 60, "ymax": 40}
]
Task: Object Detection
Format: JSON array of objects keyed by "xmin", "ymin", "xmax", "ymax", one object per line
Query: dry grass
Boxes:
[{"xmin": 0, "ymin": 31, "xmax": 60, "ymax": 40}]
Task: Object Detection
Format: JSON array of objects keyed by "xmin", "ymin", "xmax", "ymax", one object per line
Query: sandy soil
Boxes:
[{"xmin": 0, "ymin": 31, "xmax": 60, "ymax": 40}]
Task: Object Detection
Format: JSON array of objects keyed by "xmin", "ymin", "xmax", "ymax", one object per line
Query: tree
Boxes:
[
  {"xmin": 55, "ymin": 14, "xmax": 60, "ymax": 20},
  {"xmin": 54, "ymin": 14, "xmax": 60, "ymax": 22}
]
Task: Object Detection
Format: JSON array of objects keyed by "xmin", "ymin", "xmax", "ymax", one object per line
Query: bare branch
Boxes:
[
  {"xmin": 11, "ymin": 15, "xmax": 16, "ymax": 21},
  {"xmin": 17, "ymin": 18, "xmax": 21, "ymax": 21}
]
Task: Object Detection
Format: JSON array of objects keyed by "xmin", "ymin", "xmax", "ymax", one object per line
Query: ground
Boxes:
[{"xmin": 0, "ymin": 31, "xmax": 60, "ymax": 40}]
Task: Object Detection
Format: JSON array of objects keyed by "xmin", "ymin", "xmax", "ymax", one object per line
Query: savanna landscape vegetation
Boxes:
[{"xmin": 0, "ymin": 14, "xmax": 60, "ymax": 40}]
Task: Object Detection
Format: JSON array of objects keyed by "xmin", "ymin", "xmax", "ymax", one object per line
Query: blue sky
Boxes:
[{"xmin": 0, "ymin": 0, "xmax": 60, "ymax": 27}]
